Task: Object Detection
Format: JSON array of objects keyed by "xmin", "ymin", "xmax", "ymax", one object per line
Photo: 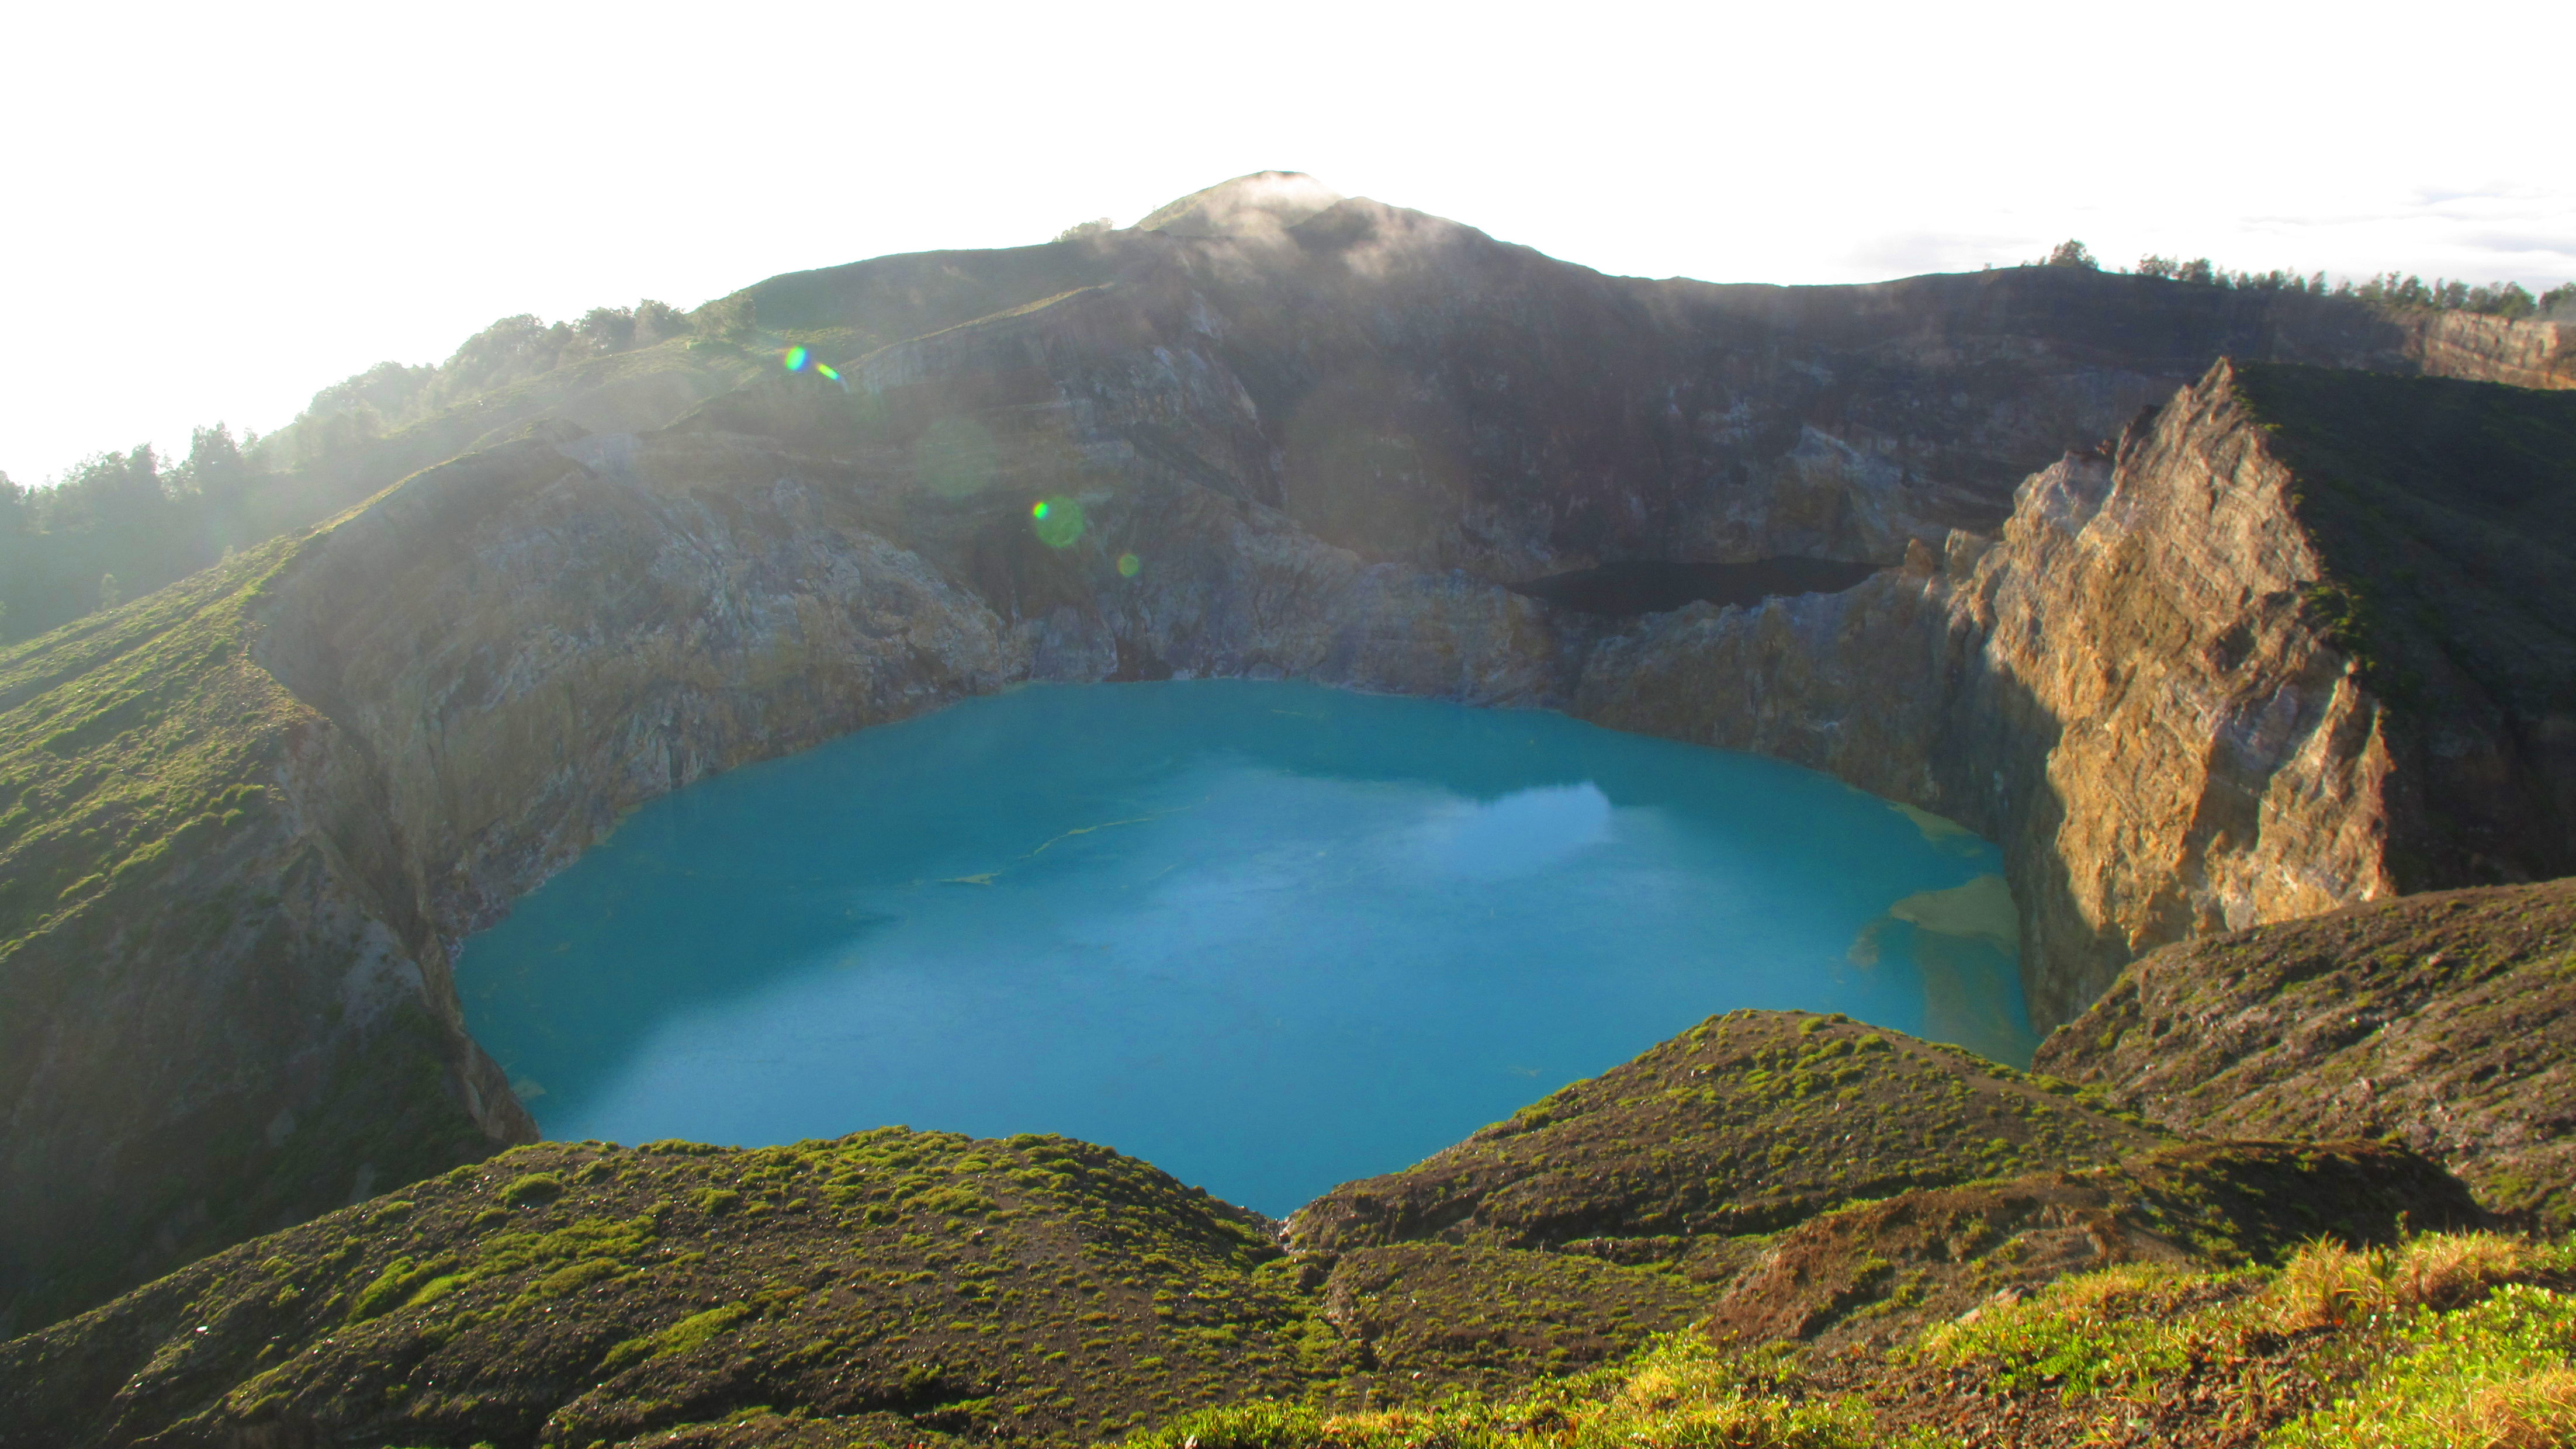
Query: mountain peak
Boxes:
[{"xmin": 1134, "ymin": 171, "xmax": 1344, "ymax": 237}]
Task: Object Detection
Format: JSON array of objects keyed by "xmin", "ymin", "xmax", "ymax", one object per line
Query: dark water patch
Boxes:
[
  {"xmin": 1510, "ymin": 557, "xmax": 1882, "ymax": 617},
  {"xmin": 457, "ymin": 680, "xmax": 2035, "ymax": 1215}
]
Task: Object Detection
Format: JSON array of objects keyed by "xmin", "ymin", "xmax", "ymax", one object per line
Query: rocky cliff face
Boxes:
[
  {"xmin": 1574, "ymin": 360, "xmax": 2576, "ymax": 1023},
  {"xmin": 727, "ymin": 179, "xmax": 2570, "ymax": 587},
  {"xmin": 5, "ymin": 176, "xmax": 2572, "ymax": 1333},
  {"xmin": 1567, "ymin": 372, "xmax": 2355, "ymax": 1024},
  {"xmin": 2398, "ymin": 307, "xmax": 2576, "ymax": 391},
  {"xmin": 255, "ymin": 410, "xmax": 1581, "ymax": 947}
]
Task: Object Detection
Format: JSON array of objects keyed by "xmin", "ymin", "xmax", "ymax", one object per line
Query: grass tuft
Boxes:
[{"xmin": 2273, "ymin": 1283, "xmax": 2576, "ymax": 1447}]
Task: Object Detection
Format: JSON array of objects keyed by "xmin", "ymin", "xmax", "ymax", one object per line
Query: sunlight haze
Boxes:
[{"xmin": 5, "ymin": 0, "xmax": 2568, "ymax": 486}]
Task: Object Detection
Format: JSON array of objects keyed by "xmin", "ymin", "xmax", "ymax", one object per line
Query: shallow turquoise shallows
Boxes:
[{"xmin": 456, "ymin": 680, "xmax": 2037, "ymax": 1215}]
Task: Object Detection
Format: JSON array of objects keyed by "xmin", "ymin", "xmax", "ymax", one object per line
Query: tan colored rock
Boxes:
[
  {"xmin": 2400, "ymin": 310, "xmax": 2574, "ymax": 391},
  {"xmin": 1576, "ymin": 360, "xmax": 2467, "ymax": 1024}
]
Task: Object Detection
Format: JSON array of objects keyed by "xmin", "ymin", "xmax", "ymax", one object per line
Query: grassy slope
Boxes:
[
  {"xmin": 0, "ymin": 1131, "xmax": 1326, "ymax": 1449},
  {"xmin": 1, "ymin": 1007, "xmax": 2501, "ymax": 1448},
  {"xmin": 2232, "ymin": 361, "xmax": 2576, "ymax": 706},
  {"xmin": 0, "ymin": 539, "xmax": 304, "ymax": 943},
  {"xmin": 1133, "ymin": 1231, "xmax": 2576, "ymax": 1449},
  {"xmin": 194, "ymin": 237, "xmax": 1120, "ymax": 640},
  {"xmin": 232, "ymin": 338, "xmax": 767, "ymax": 556},
  {"xmin": 0, "ymin": 485, "xmax": 528, "ymax": 1334},
  {"xmin": 1287, "ymin": 1011, "xmax": 2168, "ymax": 1257},
  {"xmin": 2038, "ymin": 878, "xmax": 2576, "ymax": 1230}
]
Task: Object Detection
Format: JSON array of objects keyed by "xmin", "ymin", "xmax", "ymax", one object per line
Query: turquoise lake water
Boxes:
[{"xmin": 456, "ymin": 680, "xmax": 2037, "ymax": 1215}]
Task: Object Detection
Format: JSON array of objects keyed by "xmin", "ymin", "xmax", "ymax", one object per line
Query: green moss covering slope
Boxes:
[
  {"xmin": 0, "ymin": 1131, "xmax": 1325, "ymax": 1449},
  {"xmin": 0, "ymin": 1010, "xmax": 2504, "ymax": 1448},
  {"xmin": 0, "ymin": 537, "xmax": 300, "ymax": 942},
  {"xmin": 1287, "ymin": 1010, "xmax": 2167, "ymax": 1257},
  {"xmin": 0, "ymin": 489, "xmax": 538, "ymax": 1337}
]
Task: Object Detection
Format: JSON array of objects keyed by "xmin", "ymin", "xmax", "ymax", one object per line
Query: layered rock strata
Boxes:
[{"xmin": 247, "ymin": 176, "xmax": 2574, "ymax": 604}]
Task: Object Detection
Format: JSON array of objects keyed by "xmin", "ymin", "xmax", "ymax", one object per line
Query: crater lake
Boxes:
[{"xmin": 456, "ymin": 680, "xmax": 2036, "ymax": 1214}]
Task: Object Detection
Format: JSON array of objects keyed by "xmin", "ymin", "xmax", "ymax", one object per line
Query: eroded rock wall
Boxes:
[
  {"xmin": 1576, "ymin": 361, "xmax": 2404, "ymax": 1023},
  {"xmin": 2401, "ymin": 310, "xmax": 2575, "ymax": 391}
]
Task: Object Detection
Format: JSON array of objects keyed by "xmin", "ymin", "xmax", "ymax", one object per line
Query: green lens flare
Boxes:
[
  {"xmin": 783, "ymin": 345, "xmax": 809, "ymax": 372},
  {"xmin": 1117, "ymin": 553, "xmax": 1142, "ymax": 577},
  {"xmin": 814, "ymin": 362, "xmax": 840, "ymax": 382},
  {"xmin": 1030, "ymin": 495, "xmax": 1086, "ymax": 549}
]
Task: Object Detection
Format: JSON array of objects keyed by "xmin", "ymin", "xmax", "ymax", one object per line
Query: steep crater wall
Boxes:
[
  {"xmin": 1577, "ymin": 360, "xmax": 2576, "ymax": 1020},
  {"xmin": 6, "ymin": 191, "xmax": 2574, "ymax": 1333}
]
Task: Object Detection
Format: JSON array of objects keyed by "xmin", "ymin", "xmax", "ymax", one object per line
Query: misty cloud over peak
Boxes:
[{"xmin": 1137, "ymin": 171, "xmax": 1346, "ymax": 238}]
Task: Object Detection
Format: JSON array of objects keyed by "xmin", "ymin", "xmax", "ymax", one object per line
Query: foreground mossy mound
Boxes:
[
  {"xmin": 1289, "ymin": 1010, "xmax": 2169, "ymax": 1258},
  {"xmin": 0, "ymin": 1012, "xmax": 2506, "ymax": 1447},
  {"xmin": 0, "ymin": 1130, "xmax": 1328, "ymax": 1448},
  {"xmin": 1141, "ymin": 1230, "xmax": 2576, "ymax": 1449}
]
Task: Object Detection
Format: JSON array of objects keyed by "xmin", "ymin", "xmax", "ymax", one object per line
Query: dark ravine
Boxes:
[
  {"xmin": 1505, "ymin": 557, "xmax": 1881, "ymax": 617},
  {"xmin": 3, "ymin": 172, "xmax": 2574, "ymax": 1337}
]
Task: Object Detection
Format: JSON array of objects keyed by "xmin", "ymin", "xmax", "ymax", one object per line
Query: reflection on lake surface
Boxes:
[{"xmin": 457, "ymin": 680, "xmax": 2038, "ymax": 1214}]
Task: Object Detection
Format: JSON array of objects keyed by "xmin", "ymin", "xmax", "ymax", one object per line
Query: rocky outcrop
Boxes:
[
  {"xmin": 2398, "ymin": 308, "xmax": 2576, "ymax": 391},
  {"xmin": 2035, "ymin": 878, "xmax": 2576, "ymax": 1231},
  {"xmin": 1573, "ymin": 360, "xmax": 2576, "ymax": 1023}
]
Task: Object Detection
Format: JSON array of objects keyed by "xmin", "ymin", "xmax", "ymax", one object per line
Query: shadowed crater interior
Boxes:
[{"xmin": 1509, "ymin": 557, "xmax": 1883, "ymax": 617}]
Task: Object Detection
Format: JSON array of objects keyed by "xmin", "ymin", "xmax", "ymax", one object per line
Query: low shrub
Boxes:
[
  {"xmin": 1127, "ymin": 1336, "xmax": 1883, "ymax": 1449},
  {"xmin": 2268, "ymin": 1230, "xmax": 2549, "ymax": 1331}
]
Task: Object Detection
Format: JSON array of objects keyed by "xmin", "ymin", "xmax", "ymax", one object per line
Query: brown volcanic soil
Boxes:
[
  {"xmin": 1801, "ymin": 1327, "xmax": 2388, "ymax": 1449},
  {"xmin": 2037, "ymin": 878, "xmax": 2576, "ymax": 1230},
  {"xmin": 1696, "ymin": 1137, "xmax": 2480, "ymax": 1356}
]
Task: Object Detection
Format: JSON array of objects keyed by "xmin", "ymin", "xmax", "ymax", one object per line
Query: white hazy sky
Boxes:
[{"xmin": 5, "ymin": 0, "xmax": 2569, "ymax": 487}]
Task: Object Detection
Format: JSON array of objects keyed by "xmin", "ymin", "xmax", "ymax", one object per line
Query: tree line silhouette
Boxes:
[
  {"xmin": 2042, "ymin": 240, "xmax": 2574, "ymax": 320},
  {"xmin": 1, "ymin": 302, "xmax": 695, "ymax": 643}
]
